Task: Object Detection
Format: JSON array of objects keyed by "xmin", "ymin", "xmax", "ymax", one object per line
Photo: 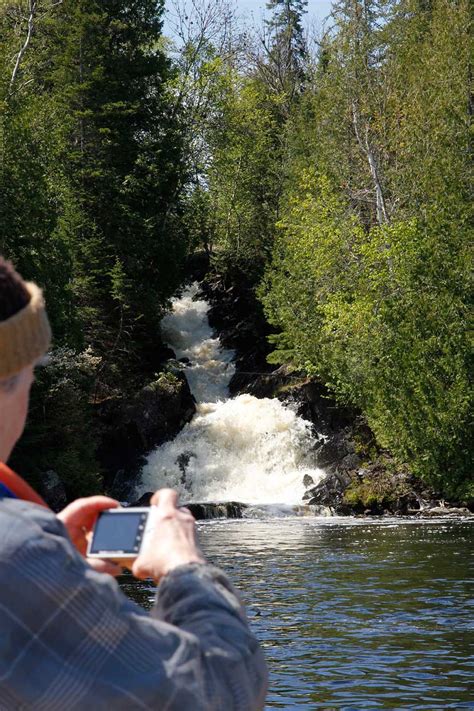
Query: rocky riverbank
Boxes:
[{"xmin": 201, "ymin": 270, "xmax": 473, "ymax": 517}]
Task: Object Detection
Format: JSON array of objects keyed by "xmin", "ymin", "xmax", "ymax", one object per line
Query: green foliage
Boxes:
[
  {"xmin": 10, "ymin": 349, "xmax": 102, "ymax": 499},
  {"xmin": 0, "ymin": 0, "xmax": 190, "ymax": 496},
  {"xmin": 343, "ymin": 469, "xmax": 412, "ymax": 511},
  {"xmin": 189, "ymin": 0, "xmax": 311, "ymax": 284},
  {"xmin": 1, "ymin": 0, "xmax": 471, "ymax": 503},
  {"xmin": 258, "ymin": 0, "xmax": 472, "ymax": 498},
  {"xmin": 181, "ymin": 186, "xmax": 213, "ymax": 255},
  {"xmin": 264, "ymin": 0, "xmax": 308, "ymax": 99},
  {"xmin": 207, "ymin": 75, "xmax": 283, "ymax": 281},
  {"xmin": 1, "ymin": 0, "xmax": 187, "ymax": 358},
  {"xmin": 262, "ymin": 160, "xmax": 471, "ymax": 496},
  {"xmin": 156, "ymin": 370, "xmax": 180, "ymax": 391},
  {"xmin": 181, "ymin": 0, "xmax": 472, "ymax": 498}
]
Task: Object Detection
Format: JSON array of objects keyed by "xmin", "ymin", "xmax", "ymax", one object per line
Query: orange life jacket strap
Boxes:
[{"xmin": 0, "ymin": 462, "xmax": 49, "ymax": 508}]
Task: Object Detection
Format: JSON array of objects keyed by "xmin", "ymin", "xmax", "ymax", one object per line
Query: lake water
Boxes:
[{"xmin": 120, "ymin": 516, "xmax": 474, "ymax": 709}]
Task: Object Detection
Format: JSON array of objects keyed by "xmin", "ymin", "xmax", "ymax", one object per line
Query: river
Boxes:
[
  {"xmin": 120, "ymin": 517, "xmax": 473, "ymax": 709},
  {"xmin": 121, "ymin": 284, "xmax": 474, "ymax": 709}
]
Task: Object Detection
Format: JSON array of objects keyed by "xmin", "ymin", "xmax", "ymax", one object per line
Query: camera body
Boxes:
[{"xmin": 87, "ymin": 507, "xmax": 157, "ymax": 563}]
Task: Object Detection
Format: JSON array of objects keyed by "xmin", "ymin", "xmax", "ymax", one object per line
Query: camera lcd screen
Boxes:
[{"xmin": 90, "ymin": 511, "xmax": 146, "ymax": 554}]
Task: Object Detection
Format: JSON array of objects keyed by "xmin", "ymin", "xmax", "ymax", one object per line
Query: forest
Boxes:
[{"xmin": 0, "ymin": 0, "xmax": 471, "ymax": 501}]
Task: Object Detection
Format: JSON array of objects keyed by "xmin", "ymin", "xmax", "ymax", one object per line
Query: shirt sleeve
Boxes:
[{"xmin": 0, "ymin": 500, "xmax": 268, "ymax": 711}]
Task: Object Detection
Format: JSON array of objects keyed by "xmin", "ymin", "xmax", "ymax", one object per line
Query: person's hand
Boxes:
[
  {"xmin": 58, "ymin": 496, "xmax": 122, "ymax": 577},
  {"xmin": 132, "ymin": 489, "xmax": 205, "ymax": 583}
]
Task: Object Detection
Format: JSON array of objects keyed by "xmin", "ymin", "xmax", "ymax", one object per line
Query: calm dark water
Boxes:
[{"xmin": 119, "ymin": 517, "xmax": 474, "ymax": 709}]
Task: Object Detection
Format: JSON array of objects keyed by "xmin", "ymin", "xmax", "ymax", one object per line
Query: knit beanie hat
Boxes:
[{"xmin": 0, "ymin": 258, "xmax": 51, "ymax": 379}]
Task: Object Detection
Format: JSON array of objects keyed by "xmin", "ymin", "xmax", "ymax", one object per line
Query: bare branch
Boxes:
[
  {"xmin": 165, "ymin": 0, "xmax": 247, "ymax": 186},
  {"xmin": 352, "ymin": 101, "xmax": 388, "ymax": 224},
  {"xmin": 9, "ymin": 0, "xmax": 37, "ymax": 91},
  {"xmin": 8, "ymin": 0, "xmax": 63, "ymax": 95}
]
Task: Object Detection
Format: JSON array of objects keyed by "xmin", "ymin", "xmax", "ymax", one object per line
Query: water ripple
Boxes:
[{"xmin": 120, "ymin": 518, "xmax": 474, "ymax": 709}]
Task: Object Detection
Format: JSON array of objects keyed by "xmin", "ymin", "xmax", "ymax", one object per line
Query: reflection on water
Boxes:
[{"xmin": 119, "ymin": 518, "xmax": 474, "ymax": 709}]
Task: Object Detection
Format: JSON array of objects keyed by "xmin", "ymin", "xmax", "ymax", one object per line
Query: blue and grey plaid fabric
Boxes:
[{"xmin": 0, "ymin": 499, "xmax": 267, "ymax": 710}]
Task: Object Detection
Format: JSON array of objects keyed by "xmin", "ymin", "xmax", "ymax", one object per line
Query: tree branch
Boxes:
[
  {"xmin": 9, "ymin": 0, "xmax": 37, "ymax": 92},
  {"xmin": 352, "ymin": 101, "xmax": 388, "ymax": 224}
]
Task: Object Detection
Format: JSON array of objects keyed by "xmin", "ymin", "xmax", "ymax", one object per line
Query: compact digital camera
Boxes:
[{"xmin": 87, "ymin": 507, "xmax": 157, "ymax": 563}]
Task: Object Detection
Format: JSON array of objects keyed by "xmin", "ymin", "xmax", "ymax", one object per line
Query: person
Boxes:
[{"xmin": 0, "ymin": 257, "xmax": 267, "ymax": 709}]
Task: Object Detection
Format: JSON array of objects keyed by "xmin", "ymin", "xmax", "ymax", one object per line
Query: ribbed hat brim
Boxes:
[{"xmin": 0, "ymin": 282, "xmax": 52, "ymax": 379}]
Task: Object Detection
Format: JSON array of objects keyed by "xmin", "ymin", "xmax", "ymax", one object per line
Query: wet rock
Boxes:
[
  {"xmin": 157, "ymin": 345, "xmax": 176, "ymax": 362},
  {"xmin": 283, "ymin": 380, "xmax": 356, "ymax": 436},
  {"xmin": 306, "ymin": 470, "xmax": 352, "ymax": 509},
  {"xmin": 303, "ymin": 474, "xmax": 314, "ymax": 488},
  {"xmin": 339, "ymin": 453, "xmax": 362, "ymax": 471},
  {"xmin": 336, "ymin": 465, "xmax": 434, "ymax": 516},
  {"xmin": 185, "ymin": 250, "xmax": 210, "ymax": 283},
  {"xmin": 313, "ymin": 433, "xmax": 354, "ymax": 469},
  {"xmin": 202, "ymin": 273, "xmax": 276, "ymax": 397},
  {"xmin": 130, "ymin": 492, "xmax": 154, "ymax": 507},
  {"xmin": 130, "ymin": 492, "xmax": 247, "ymax": 519},
  {"xmin": 176, "ymin": 451, "xmax": 196, "ymax": 488},
  {"xmin": 39, "ymin": 470, "xmax": 68, "ymax": 512},
  {"xmin": 109, "ymin": 467, "xmax": 146, "ymax": 502},
  {"xmin": 421, "ymin": 506, "xmax": 472, "ymax": 517},
  {"xmin": 98, "ymin": 371, "xmax": 196, "ymax": 498},
  {"xmin": 188, "ymin": 502, "xmax": 246, "ymax": 520}
]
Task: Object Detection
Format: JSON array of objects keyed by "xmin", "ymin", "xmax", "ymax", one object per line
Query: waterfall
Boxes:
[{"xmin": 136, "ymin": 283, "xmax": 326, "ymax": 506}]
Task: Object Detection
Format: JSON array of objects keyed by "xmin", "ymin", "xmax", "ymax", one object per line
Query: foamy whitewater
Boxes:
[{"xmin": 137, "ymin": 283, "xmax": 326, "ymax": 505}]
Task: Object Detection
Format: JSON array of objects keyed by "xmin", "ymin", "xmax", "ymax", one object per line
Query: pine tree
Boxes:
[
  {"xmin": 0, "ymin": 0, "xmax": 190, "ymax": 496},
  {"xmin": 35, "ymin": 0, "xmax": 187, "ymax": 379},
  {"xmin": 262, "ymin": 0, "xmax": 308, "ymax": 107}
]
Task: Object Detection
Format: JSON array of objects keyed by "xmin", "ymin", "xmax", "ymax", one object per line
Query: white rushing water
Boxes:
[{"xmin": 137, "ymin": 283, "xmax": 326, "ymax": 505}]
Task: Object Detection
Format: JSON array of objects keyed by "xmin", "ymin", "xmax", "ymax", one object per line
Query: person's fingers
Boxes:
[
  {"xmin": 150, "ymin": 488, "xmax": 179, "ymax": 512},
  {"xmin": 132, "ymin": 558, "xmax": 154, "ymax": 581},
  {"xmin": 62, "ymin": 496, "xmax": 120, "ymax": 521},
  {"xmin": 77, "ymin": 496, "xmax": 120, "ymax": 513},
  {"xmin": 87, "ymin": 558, "xmax": 122, "ymax": 577},
  {"xmin": 179, "ymin": 506, "xmax": 192, "ymax": 515}
]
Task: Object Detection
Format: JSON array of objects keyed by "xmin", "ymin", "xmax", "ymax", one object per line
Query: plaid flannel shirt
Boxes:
[{"xmin": 0, "ymin": 499, "xmax": 267, "ymax": 710}]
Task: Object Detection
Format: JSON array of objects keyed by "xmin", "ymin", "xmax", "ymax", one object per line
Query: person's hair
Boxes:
[{"xmin": 0, "ymin": 258, "xmax": 31, "ymax": 321}]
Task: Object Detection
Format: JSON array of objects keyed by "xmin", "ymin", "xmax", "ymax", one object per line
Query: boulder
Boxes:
[
  {"xmin": 306, "ymin": 470, "xmax": 352, "ymax": 508},
  {"xmin": 421, "ymin": 506, "xmax": 472, "ymax": 517},
  {"xmin": 339, "ymin": 452, "xmax": 362, "ymax": 471},
  {"xmin": 283, "ymin": 380, "xmax": 355, "ymax": 436},
  {"xmin": 130, "ymin": 492, "xmax": 247, "ymax": 520},
  {"xmin": 312, "ymin": 433, "xmax": 355, "ymax": 469},
  {"xmin": 202, "ymin": 274, "xmax": 277, "ymax": 397},
  {"xmin": 188, "ymin": 502, "xmax": 246, "ymax": 520},
  {"xmin": 185, "ymin": 250, "xmax": 210, "ymax": 282},
  {"xmin": 98, "ymin": 371, "xmax": 196, "ymax": 498}
]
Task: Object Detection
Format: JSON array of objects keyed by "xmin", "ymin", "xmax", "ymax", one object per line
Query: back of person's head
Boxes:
[
  {"xmin": 0, "ymin": 260, "xmax": 31, "ymax": 320},
  {"xmin": 0, "ymin": 258, "xmax": 51, "ymax": 390}
]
